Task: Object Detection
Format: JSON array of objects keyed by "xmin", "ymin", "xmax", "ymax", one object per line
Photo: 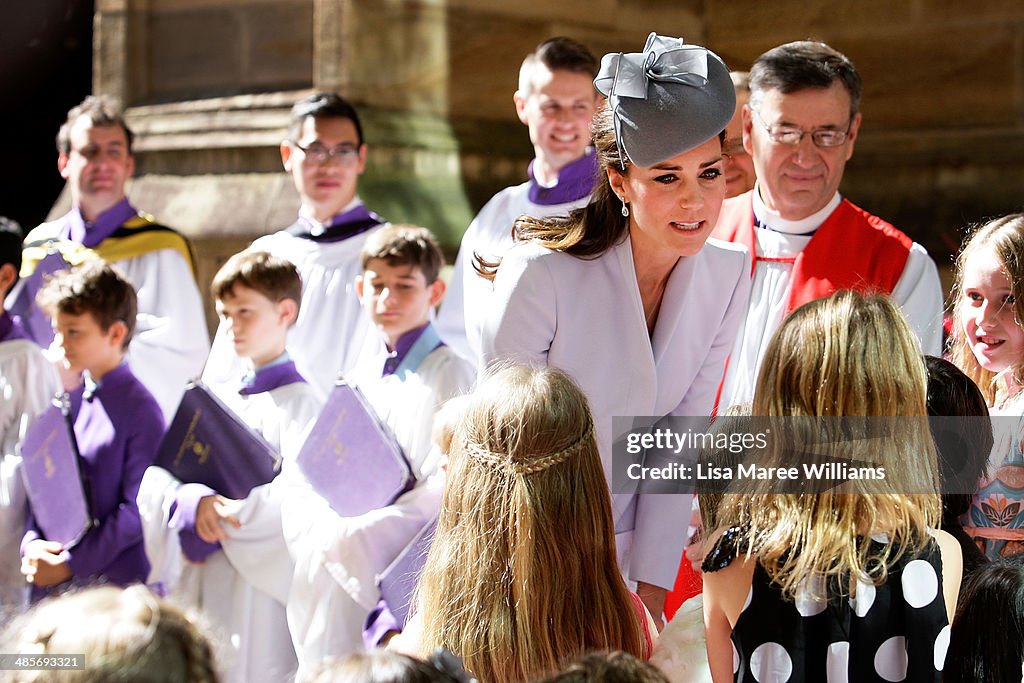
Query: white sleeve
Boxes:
[
  {"xmin": 118, "ymin": 250, "xmax": 211, "ymax": 421},
  {"xmin": 479, "ymin": 248, "xmax": 556, "ymax": 375},
  {"xmin": 434, "ymin": 218, "xmax": 479, "ymax": 364},
  {"xmin": 891, "ymin": 243, "xmax": 944, "ymax": 356}
]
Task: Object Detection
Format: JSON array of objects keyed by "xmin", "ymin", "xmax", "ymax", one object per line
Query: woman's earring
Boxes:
[{"xmin": 621, "ymin": 199, "xmax": 629, "ymax": 217}]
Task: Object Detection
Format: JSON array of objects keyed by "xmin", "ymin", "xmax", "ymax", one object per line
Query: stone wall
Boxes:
[{"xmin": 73, "ymin": 0, "xmax": 1024, "ymax": 331}]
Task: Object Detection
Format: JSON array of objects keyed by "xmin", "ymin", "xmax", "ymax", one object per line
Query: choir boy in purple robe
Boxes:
[
  {"xmin": 145, "ymin": 250, "xmax": 322, "ymax": 683},
  {"xmin": 203, "ymin": 92, "xmax": 389, "ymax": 398},
  {"xmin": 0, "ymin": 218, "xmax": 61, "ymax": 614},
  {"xmin": 435, "ymin": 36, "xmax": 600, "ymax": 363},
  {"xmin": 21, "ymin": 261, "xmax": 164, "ymax": 601},
  {"xmin": 282, "ymin": 225, "xmax": 473, "ymax": 676}
]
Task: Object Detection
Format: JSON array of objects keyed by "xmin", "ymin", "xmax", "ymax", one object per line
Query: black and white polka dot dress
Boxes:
[{"xmin": 727, "ymin": 537, "xmax": 950, "ymax": 683}]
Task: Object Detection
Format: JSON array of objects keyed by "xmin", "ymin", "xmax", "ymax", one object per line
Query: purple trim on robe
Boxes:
[
  {"xmin": 239, "ymin": 358, "xmax": 307, "ymax": 395},
  {"xmin": 526, "ymin": 148, "xmax": 598, "ymax": 206},
  {"xmin": 288, "ymin": 203, "xmax": 385, "ymax": 243},
  {"xmin": 22, "ymin": 363, "xmax": 165, "ymax": 601},
  {"xmin": 59, "ymin": 199, "xmax": 138, "ymax": 248},
  {"xmin": 0, "ymin": 311, "xmax": 28, "ymax": 342},
  {"xmin": 364, "ymin": 598, "xmax": 402, "ymax": 649},
  {"xmin": 381, "ymin": 323, "xmax": 433, "ymax": 377},
  {"xmin": 169, "ymin": 483, "xmax": 222, "ymax": 563}
]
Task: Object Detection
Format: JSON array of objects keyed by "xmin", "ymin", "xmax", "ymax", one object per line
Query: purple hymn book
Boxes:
[
  {"xmin": 295, "ymin": 381, "xmax": 413, "ymax": 517},
  {"xmin": 18, "ymin": 396, "xmax": 93, "ymax": 548},
  {"xmin": 154, "ymin": 382, "xmax": 280, "ymax": 499},
  {"xmin": 378, "ymin": 518, "xmax": 436, "ymax": 627}
]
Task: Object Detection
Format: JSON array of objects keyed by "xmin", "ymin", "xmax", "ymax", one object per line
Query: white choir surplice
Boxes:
[
  {"xmin": 140, "ymin": 379, "xmax": 323, "ymax": 683},
  {"xmin": 717, "ymin": 190, "xmax": 943, "ymax": 412},
  {"xmin": 435, "ymin": 181, "xmax": 591, "ymax": 364},
  {"xmin": 282, "ymin": 343, "xmax": 473, "ymax": 675},
  {"xmin": 203, "ymin": 215, "xmax": 384, "ymax": 397},
  {"xmin": 0, "ymin": 338, "xmax": 61, "ymax": 613},
  {"xmin": 116, "ymin": 249, "xmax": 210, "ymax": 422},
  {"xmin": 480, "ymin": 235, "xmax": 751, "ymax": 590}
]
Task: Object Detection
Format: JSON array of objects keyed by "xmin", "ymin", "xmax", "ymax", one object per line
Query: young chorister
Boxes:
[
  {"xmin": 0, "ymin": 218, "xmax": 61, "ymax": 614},
  {"xmin": 282, "ymin": 225, "xmax": 473, "ymax": 676},
  {"xmin": 21, "ymin": 261, "xmax": 164, "ymax": 601},
  {"xmin": 143, "ymin": 251, "xmax": 323, "ymax": 683}
]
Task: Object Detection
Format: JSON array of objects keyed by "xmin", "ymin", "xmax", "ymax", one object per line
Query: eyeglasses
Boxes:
[
  {"xmin": 292, "ymin": 142, "xmax": 361, "ymax": 165},
  {"xmin": 751, "ymin": 108, "xmax": 851, "ymax": 148}
]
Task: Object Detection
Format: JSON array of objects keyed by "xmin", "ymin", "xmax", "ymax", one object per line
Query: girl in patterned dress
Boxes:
[
  {"xmin": 950, "ymin": 213, "xmax": 1024, "ymax": 559},
  {"xmin": 702, "ymin": 291, "xmax": 962, "ymax": 682}
]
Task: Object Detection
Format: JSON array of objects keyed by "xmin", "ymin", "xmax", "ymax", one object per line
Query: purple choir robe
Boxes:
[{"xmin": 22, "ymin": 363, "xmax": 165, "ymax": 600}]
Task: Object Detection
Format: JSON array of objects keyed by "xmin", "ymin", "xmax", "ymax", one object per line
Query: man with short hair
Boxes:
[
  {"xmin": 723, "ymin": 71, "xmax": 757, "ymax": 198},
  {"xmin": 713, "ymin": 41, "xmax": 942, "ymax": 410},
  {"xmin": 202, "ymin": 92, "xmax": 387, "ymax": 397},
  {"xmin": 8, "ymin": 96, "xmax": 208, "ymax": 421},
  {"xmin": 436, "ymin": 36, "xmax": 600, "ymax": 363}
]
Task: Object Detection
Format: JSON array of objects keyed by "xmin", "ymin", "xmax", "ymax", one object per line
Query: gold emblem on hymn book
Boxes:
[{"xmin": 174, "ymin": 409, "xmax": 210, "ymax": 467}]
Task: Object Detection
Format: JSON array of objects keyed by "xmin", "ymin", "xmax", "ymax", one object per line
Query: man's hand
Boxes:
[
  {"xmin": 636, "ymin": 580, "xmax": 667, "ymax": 632},
  {"xmin": 195, "ymin": 494, "xmax": 241, "ymax": 543},
  {"xmin": 22, "ymin": 539, "xmax": 72, "ymax": 587}
]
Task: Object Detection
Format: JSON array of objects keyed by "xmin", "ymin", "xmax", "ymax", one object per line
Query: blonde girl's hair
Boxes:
[
  {"xmin": 949, "ymin": 212, "xmax": 1024, "ymax": 406},
  {"xmin": 711, "ymin": 290, "xmax": 942, "ymax": 600},
  {"xmin": 414, "ymin": 364, "xmax": 647, "ymax": 683},
  {"xmin": 0, "ymin": 585, "xmax": 220, "ymax": 683}
]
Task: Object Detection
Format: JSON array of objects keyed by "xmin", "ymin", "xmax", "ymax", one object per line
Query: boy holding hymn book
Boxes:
[
  {"xmin": 282, "ymin": 225, "xmax": 473, "ymax": 675},
  {"xmin": 21, "ymin": 261, "xmax": 164, "ymax": 601},
  {"xmin": 0, "ymin": 218, "xmax": 61, "ymax": 614},
  {"xmin": 144, "ymin": 250, "xmax": 323, "ymax": 683}
]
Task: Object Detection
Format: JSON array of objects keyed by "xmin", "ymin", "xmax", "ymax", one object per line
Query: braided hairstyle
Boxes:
[{"xmin": 414, "ymin": 364, "xmax": 647, "ymax": 683}]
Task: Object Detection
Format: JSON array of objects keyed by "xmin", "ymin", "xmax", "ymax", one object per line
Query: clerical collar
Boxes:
[
  {"xmin": 239, "ymin": 352, "xmax": 306, "ymax": 395},
  {"xmin": 62, "ymin": 198, "xmax": 137, "ymax": 248},
  {"xmin": 0, "ymin": 311, "xmax": 28, "ymax": 343},
  {"xmin": 527, "ymin": 148, "xmax": 598, "ymax": 206},
  {"xmin": 291, "ymin": 198, "xmax": 385, "ymax": 243},
  {"xmin": 751, "ymin": 185, "xmax": 842, "ymax": 236}
]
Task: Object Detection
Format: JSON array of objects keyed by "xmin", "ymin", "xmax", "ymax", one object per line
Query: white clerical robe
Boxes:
[
  {"xmin": 140, "ymin": 380, "xmax": 323, "ymax": 683},
  {"xmin": 0, "ymin": 339, "xmax": 60, "ymax": 613},
  {"xmin": 717, "ymin": 192, "xmax": 943, "ymax": 412},
  {"xmin": 281, "ymin": 344, "xmax": 473, "ymax": 676}
]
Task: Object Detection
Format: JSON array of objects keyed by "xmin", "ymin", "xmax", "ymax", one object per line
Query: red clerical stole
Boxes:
[{"xmin": 712, "ymin": 191, "xmax": 912, "ymax": 313}]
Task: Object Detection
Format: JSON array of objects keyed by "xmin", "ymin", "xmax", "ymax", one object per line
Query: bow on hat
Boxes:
[{"xmin": 594, "ymin": 33, "xmax": 711, "ymax": 168}]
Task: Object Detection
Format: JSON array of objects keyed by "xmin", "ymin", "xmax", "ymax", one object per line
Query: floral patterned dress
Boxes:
[{"xmin": 964, "ymin": 393, "xmax": 1024, "ymax": 559}]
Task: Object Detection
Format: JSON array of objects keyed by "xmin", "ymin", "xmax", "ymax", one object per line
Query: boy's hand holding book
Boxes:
[
  {"xmin": 195, "ymin": 494, "xmax": 242, "ymax": 543},
  {"xmin": 21, "ymin": 539, "xmax": 72, "ymax": 587}
]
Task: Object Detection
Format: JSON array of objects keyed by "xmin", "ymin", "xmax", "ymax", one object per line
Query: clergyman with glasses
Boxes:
[
  {"xmin": 202, "ymin": 92, "xmax": 389, "ymax": 396},
  {"xmin": 712, "ymin": 41, "xmax": 943, "ymax": 411}
]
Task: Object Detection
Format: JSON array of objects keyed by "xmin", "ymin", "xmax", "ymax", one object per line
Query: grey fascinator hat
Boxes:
[{"xmin": 595, "ymin": 33, "xmax": 735, "ymax": 169}]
